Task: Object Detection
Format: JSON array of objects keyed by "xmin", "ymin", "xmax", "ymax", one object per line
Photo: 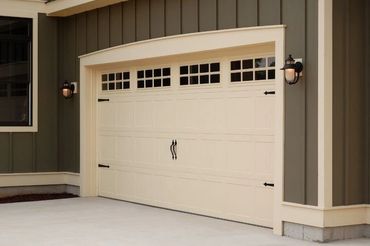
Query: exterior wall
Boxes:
[
  {"xmin": 57, "ymin": 0, "xmax": 318, "ymax": 205},
  {"xmin": 332, "ymin": 0, "xmax": 369, "ymax": 206},
  {"xmin": 0, "ymin": 14, "xmax": 59, "ymax": 173}
]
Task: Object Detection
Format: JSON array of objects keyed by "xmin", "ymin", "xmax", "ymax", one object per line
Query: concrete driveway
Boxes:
[{"xmin": 0, "ymin": 197, "xmax": 369, "ymax": 246}]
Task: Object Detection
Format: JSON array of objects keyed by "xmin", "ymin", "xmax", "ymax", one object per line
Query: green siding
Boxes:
[
  {"xmin": 181, "ymin": 0, "xmax": 199, "ymax": 34},
  {"xmin": 36, "ymin": 14, "xmax": 59, "ymax": 172},
  {"xmin": 110, "ymin": 4, "xmax": 123, "ymax": 46},
  {"xmin": 259, "ymin": 0, "xmax": 281, "ymax": 25},
  {"xmin": 199, "ymin": 0, "xmax": 217, "ymax": 31},
  {"xmin": 218, "ymin": 0, "xmax": 236, "ymax": 29},
  {"xmin": 136, "ymin": 0, "xmax": 150, "ymax": 40},
  {"xmin": 150, "ymin": 0, "xmax": 165, "ymax": 38},
  {"xmin": 282, "ymin": 0, "xmax": 307, "ymax": 204},
  {"xmin": 237, "ymin": 0, "xmax": 258, "ymax": 27},
  {"xmin": 0, "ymin": 133, "xmax": 10, "ymax": 172},
  {"xmin": 165, "ymin": 0, "xmax": 181, "ymax": 35},
  {"xmin": 333, "ymin": 0, "xmax": 368, "ymax": 206}
]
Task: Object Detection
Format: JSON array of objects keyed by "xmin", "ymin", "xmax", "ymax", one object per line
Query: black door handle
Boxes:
[
  {"xmin": 98, "ymin": 98, "xmax": 110, "ymax": 102},
  {"xmin": 170, "ymin": 140, "xmax": 175, "ymax": 160},
  {"xmin": 263, "ymin": 182, "xmax": 274, "ymax": 187},
  {"xmin": 173, "ymin": 140, "xmax": 177, "ymax": 160},
  {"xmin": 98, "ymin": 164, "xmax": 110, "ymax": 168},
  {"xmin": 264, "ymin": 91, "xmax": 275, "ymax": 95}
]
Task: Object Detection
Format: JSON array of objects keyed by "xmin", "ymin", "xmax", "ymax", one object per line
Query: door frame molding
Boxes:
[{"xmin": 79, "ymin": 26, "xmax": 286, "ymax": 234}]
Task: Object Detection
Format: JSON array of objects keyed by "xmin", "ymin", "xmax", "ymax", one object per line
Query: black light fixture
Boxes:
[
  {"xmin": 281, "ymin": 54, "xmax": 303, "ymax": 85},
  {"xmin": 61, "ymin": 80, "xmax": 75, "ymax": 99}
]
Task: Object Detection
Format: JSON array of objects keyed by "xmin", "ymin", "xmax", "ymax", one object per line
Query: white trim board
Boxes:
[
  {"xmin": 46, "ymin": 0, "xmax": 128, "ymax": 17},
  {"xmin": 0, "ymin": 0, "xmax": 128, "ymax": 17},
  {"xmin": 317, "ymin": 0, "xmax": 333, "ymax": 209},
  {"xmin": 282, "ymin": 202, "xmax": 370, "ymax": 228},
  {"xmin": 0, "ymin": 172, "xmax": 80, "ymax": 187},
  {"xmin": 79, "ymin": 25, "xmax": 286, "ymax": 235}
]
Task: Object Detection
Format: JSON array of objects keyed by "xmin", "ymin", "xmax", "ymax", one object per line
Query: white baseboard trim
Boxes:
[
  {"xmin": 282, "ymin": 202, "xmax": 370, "ymax": 228},
  {"xmin": 0, "ymin": 172, "xmax": 80, "ymax": 187}
]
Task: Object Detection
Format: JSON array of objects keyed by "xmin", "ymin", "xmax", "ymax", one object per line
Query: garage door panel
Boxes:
[
  {"xmin": 135, "ymin": 172, "xmax": 163, "ymax": 202},
  {"xmin": 99, "ymin": 103, "xmax": 116, "ymax": 129},
  {"xmin": 255, "ymin": 141, "xmax": 274, "ymax": 177},
  {"xmin": 134, "ymin": 100, "xmax": 154, "ymax": 129},
  {"xmin": 255, "ymin": 96, "xmax": 275, "ymax": 132},
  {"xmin": 198, "ymin": 98, "xmax": 226, "ymax": 131},
  {"xmin": 175, "ymin": 138, "xmax": 201, "ymax": 167},
  {"xmin": 224, "ymin": 184, "xmax": 256, "ymax": 218},
  {"xmin": 99, "ymin": 135, "xmax": 116, "ymax": 161},
  {"xmin": 227, "ymin": 140, "xmax": 255, "ymax": 173},
  {"xmin": 253, "ymin": 187, "xmax": 274, "ymax": 226},
  {"xmin": 171, "ymin": 177, "xmax": 204, "ymax": 209},
  {"xmin": 116, "ymin": 170, "xmax": 137, "ymax": 198},
  {"xmin": 199, "ymin": 139, "xmax": 227, "ymax": 170},
  {"xmin": 198, "ymin": 181, "xmax": 227, "ymax": 213},
  {"xmin": 154, "ymin": 99, "xmax": 176, "ymax": 131},
  {"xmin": 176, "ymin": 99, "xmax": 199, "ymax": 131},
  {"xmin": 134, "ymin": 137, "xmax": 157, "ymax": 165},
  {"xmin": 116, "ymin": 101, "xmax": 134, "ymax": 128},
  {"xmin": 226, "ymin": 97, "xmax": 255, "ymax": 131},
  {"xmin": 116, "ymin": 136, "xmax": 134, "ymax": 164},
  {"xmin": 99, "ymin": 168, "xmax": 116, "ymax": 197}
]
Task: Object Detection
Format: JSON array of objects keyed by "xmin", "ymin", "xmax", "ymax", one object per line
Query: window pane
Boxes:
[
  {"xmin": 255, "ymin": 71, "xmax": 266, "ymax": 80},
  {"xmin": 242, "ymin": 59, "xmax": 253, "ymax": 69},
  {"xmin": 243, "ymin": 71, "xmax": 253, "ymax": 81},
  {"xmin": 255, "ymin": 58, "xmax": 266, "ymax": 68},
  {"xmin": 231, "ymin": 73, "xmax": 241, "ymax": 82},
  {"xmin": 163, "ymin": 78, "xmax": 171, "ymax": 87},
  {"xmin": 180, "ymin": 76, "xmax": 188, "ymax": 85},
  {"xmin": 231, "ymin": 61, "xmax": 241, "ymax": 70},
  {"xmin": 0, "ymin": 17, "xmax": 32, "ymax": 126},
  {"xmin": 268, "ymin": 69, "xmax": 275, "ymax": 79},
  {"xmin": 180, "ymin": 66, "xmax": 188, "ymax": 75},
  {"xmin": 268, "ymin": 57, "xmax": 275, "ymax": 67}
]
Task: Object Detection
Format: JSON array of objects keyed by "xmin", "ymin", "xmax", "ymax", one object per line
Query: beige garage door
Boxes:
[{"xmin": 96, "ymin": 54, "xmax": 276, "ymax": 227}]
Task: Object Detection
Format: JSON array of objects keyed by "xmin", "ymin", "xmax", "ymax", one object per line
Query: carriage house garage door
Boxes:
[{"xmin": 96, "ymin": 49, "xmax": 276, "ymax": 228}]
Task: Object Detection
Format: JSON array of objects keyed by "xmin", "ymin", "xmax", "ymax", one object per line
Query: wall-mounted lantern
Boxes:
[
  {"xmin": 281, "ymin": 54, "xmax": 303, "ymax": 85},
  {"xmin": 61, "ymin": 81, "xmax": 77, "ymax": 99}
]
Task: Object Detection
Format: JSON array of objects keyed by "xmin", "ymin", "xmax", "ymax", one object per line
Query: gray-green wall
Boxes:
[
  {"xmin": 0, "ymin": 14, "xmax": 58, "ymax": 173},
  {"xmin": 56, "ymin": 0, "xmax": 319, "ymax": 205},
  {"xmin": 332, "ymin": 0, "xmax": 370, "ymax": 206}
]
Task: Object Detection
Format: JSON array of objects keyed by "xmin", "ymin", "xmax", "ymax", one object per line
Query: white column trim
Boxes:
[{"xmin": 317, "ymin": 0, "xmax": 333, "ymax": 209}]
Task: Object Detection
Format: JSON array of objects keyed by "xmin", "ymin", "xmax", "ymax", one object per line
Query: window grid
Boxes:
[
  {"xmin": 137, "ymin": 67, "xmax": 171, "ymax": 89},
  {"xmin": 230, "ymin": 56, "xmax": 275, "ymax": 83},
  {"xmin": 180, "ymin": 62, "xmax": 221, "ymax": 86},
  {"xmin": 101, "ymin": 72, "xmax": 130, "ymax": 92}
]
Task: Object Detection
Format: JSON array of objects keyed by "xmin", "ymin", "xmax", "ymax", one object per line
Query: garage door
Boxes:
[{"xmin": 97, "ymin": 54, "xmax": 276, "ymax": 227}]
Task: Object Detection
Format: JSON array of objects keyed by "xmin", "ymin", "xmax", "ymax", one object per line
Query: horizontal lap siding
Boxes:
[{"xmin": 55, "ymin": 0, "xmax": 318, "ymax": 205}]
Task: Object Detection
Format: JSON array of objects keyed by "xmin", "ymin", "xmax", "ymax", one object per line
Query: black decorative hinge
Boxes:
[
  {"xmin": 98, "ymin": 164, "xmax": 110, "ymax": 168},
  {"xmin": 98, "ymin": 98, "xmax": 110, "ymax": 102},
  {"xmin": 264, "ymin": 91, "xmax": 275, "ymax": 95},
  {"xmin": 263, "ymin": 182, "xmax": 274, "ymax": 187}
]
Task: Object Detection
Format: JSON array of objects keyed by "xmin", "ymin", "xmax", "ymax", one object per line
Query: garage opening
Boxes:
[
  {"xmin": 95, "ymin": 44, "xmax": 276, "ymax": 228},
  {"xmin": 80, "ymin": 26, "xmax": 285, "ymax": 233}
]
